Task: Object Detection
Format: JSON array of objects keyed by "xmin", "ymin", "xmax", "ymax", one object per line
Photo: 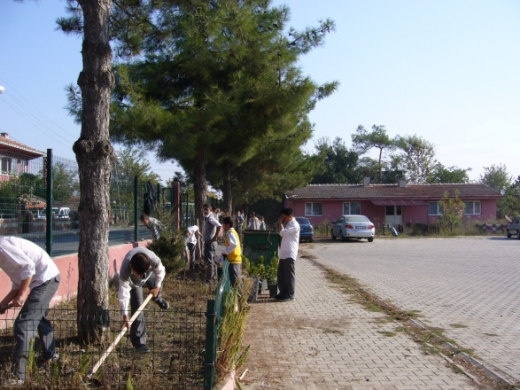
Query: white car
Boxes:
[{"xmin": 331, "ymin": 215, "xmax": 375, "ymax": 242}]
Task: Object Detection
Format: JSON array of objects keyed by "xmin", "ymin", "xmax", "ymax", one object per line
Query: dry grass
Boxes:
[{"xmin": 0, "ymin": 265, "xmax": 216, "ymax": 389}]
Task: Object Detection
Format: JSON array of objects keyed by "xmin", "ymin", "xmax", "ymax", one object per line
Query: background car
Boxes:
[
  {"xmin": 295, "ymin": 217, "xmax": 314, "ymax": 242},
  {"xmin": 331, "ymin": 215, "xmax": 375, "ymax": 242}
]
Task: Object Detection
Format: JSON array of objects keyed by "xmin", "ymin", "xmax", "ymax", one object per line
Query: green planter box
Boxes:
[{"xmin": 242, "ymin": 230, "xmax": 279, "ymax": 264}]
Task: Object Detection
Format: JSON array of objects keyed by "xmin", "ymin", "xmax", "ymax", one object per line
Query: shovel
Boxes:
[{"xmin": 88, "ymin": 293, "xmax": 154, "ymax": 379}]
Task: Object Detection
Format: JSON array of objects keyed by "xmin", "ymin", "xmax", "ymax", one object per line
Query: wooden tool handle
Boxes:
[{"xmin": 89, "ymin": 293, "xmax": 154, "ymax": 377}]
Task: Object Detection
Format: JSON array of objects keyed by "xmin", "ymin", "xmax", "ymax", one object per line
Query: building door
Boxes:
[{"xmin": 385, "ymin": 206, "xmax": 403, "ymax": 226}]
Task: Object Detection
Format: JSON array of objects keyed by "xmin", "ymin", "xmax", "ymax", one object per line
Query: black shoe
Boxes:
[
  {"xmin": 134, "ymin": 344, "xmax": 150, "ymax": 354},
  {"xmin": 275, "ymin": 294, "xmax": 285, "ymax": 300},
  {"xmin": 281, "ymin": 296, "xmax": 294, "ymax": 302},
  {"xmin": 153, "ymin": 295, "xmax": 170, "ymax": 310}
]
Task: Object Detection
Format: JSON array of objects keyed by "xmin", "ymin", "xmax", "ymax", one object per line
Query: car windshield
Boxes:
[
  {"xmin": 345, "ymin": 216, "xmax": 370, "ymax": 223},
  {"xmin": 296, "ymin": 217, "xmax": 310, "ymax": 225}
]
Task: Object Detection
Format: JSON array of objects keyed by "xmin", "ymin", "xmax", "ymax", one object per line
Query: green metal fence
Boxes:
[
  {"xmin": 0, "ymin": 304, "xmax": 206, "ymax": 389},
  {"xmin": 204, "ymin": 260, "xmax": 231, "ymax": 390}
]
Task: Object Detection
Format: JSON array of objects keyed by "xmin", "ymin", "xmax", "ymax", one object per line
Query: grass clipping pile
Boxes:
[{"xmin": 0, "ymin": 267, "xmax": 215, "ymax": 389}]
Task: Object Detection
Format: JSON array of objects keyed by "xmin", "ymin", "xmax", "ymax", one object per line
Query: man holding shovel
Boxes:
[
  {"xmin": 0, "ymin": 236, "xmax": 60, "ymax": 385},
  {"xmin": 118, "ymin": 247, "xmax": 169, "ymax": 353}
]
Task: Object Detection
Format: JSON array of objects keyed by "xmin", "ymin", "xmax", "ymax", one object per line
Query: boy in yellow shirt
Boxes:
[{"xmin": 221, "ymin": 216, "xmax": 242, "ymax": 287}]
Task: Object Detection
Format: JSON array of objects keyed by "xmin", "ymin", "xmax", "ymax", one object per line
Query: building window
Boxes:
[
  {"xmin": 343, "ymin": 202, "xmax": 361, "ymax": 215},
  {"xmin": 464, "ymin": 201, "xmax": 481, "ymax": 215},
  {"xmin": 428, "ymin": 201, "xmax": 443, "ymax": 215},
  {"xmin": 1, "ymin": 157, "xmax": 12, "ymax": 174},
  {"xmin": 305, "ymin": 202, "xmax": 322, "ymax": 216}
]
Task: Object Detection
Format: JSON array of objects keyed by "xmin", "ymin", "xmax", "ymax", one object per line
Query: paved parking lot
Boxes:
[{"xmin": 304, "ymin": 236, "xmax": 520, "ymax": 384}]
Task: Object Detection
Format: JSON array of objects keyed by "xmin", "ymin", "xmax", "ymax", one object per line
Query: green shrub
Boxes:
[{"xmin": 146, "ymin": 208, "xmax": 186, "ymax": 273}]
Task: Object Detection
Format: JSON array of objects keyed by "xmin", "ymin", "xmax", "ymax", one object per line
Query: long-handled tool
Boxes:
[{"xmin": 88, "ymin": 293, "xmax": 154, "ymax": 379}]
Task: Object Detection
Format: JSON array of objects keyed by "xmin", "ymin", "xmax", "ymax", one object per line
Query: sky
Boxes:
[{"xmin": 1, "ymin": 0, "xmax": 519, "ymax": 183}]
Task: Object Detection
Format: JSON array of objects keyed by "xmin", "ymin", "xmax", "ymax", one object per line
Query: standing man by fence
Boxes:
[
  {"xmin": 0, "ymin": 236, "xmax": 60, "ymax": 385},
  {"xmin": 203, "ymin": 204, "xmax": 222, "ymax": 283},
  {"xmin": 276, "ymin": 208, "xmax": 300, "ymax": 302},
  {"xmin": 221, "ymin": 217, "xmax": 242, "ymax": 287}
]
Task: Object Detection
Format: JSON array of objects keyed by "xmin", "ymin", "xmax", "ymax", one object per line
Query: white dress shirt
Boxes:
[
  {"xmin": 0, "ymin": 236, "xmax": 60, "ymax": 290},
  {"xmin": 118, "ymin": 247, "xmax": 166, "ymax": 316},
  {"xmin": 279, "ymin": 218, "xmax": 300, "ymax": 260},
  {"xmin": 185, "ymin": 225, "xmax": 199, "ymax": 245}
]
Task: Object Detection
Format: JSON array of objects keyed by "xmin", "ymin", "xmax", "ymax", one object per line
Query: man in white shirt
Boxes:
[
  {"xmin": 248, "ymin": 212, "xmax": 260, "ymax": 230},
  {"xmin": 0, "ymin": 236, "xmax": 60, "ymax": 382},
  {"xmin": 276, "ymin": 208, "xmax": 300, "ymax": 301},
  {"xmin": 118, "ymin": 247, "xmax": 169, "ymax": 353},
  {"xmin": 203, "ymin": 204, "xmax": 222, "ymax": 282},
  {"xmin": 184, "ymin": 225, "xmax": 201, "ymax": 270}
]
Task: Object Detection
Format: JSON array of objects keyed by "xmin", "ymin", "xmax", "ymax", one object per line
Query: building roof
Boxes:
[
  {"xmin": 0, "ymin": 133, "xmax": 45, "ymax": 159},
  {"xmin": 286, "ymin": 183, "xmax": 502, "ymax": 201}
]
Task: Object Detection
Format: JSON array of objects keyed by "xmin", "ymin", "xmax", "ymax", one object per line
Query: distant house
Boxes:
[
  {"xmin": 285, "ymin": 178, "xmax": 501, "ymax": 227},
  {"xmin": 0, "ymin": 132, "xmax": 45, "ymax": 182}
]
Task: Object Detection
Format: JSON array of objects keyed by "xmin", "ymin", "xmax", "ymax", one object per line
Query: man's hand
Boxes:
[
  {"xmin": 149, "ymin": 287, "xmax": 161, "ymax": 298},
  {"xmin": 11, "ymin": 296, "xmax": 24, "ymax": 308},
  {"xmin": 121, "ymin": 315, "xmax": 131, "ymax": 330},
  {"xmin": 0, "ymin": 304, "xmax": 11, "ymax": 315}
]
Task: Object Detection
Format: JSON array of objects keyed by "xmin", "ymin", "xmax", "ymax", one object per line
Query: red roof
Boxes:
[
  {"xmin": 0, "ymin": 135, "xmax": 45, "ymax": 159},
  {"xmin": 286, "ymin": 183, "xmax": 501, "ymax": 201}
]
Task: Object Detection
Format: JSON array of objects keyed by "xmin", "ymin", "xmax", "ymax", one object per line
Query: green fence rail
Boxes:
[{"xmin": 204, "ymin": 260, "xmax": 231, "ymax": 390}]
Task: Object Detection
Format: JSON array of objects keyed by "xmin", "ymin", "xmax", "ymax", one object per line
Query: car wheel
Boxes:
[
  {"xmin": 341, "ymin": 231, "xmax": 347, "ymax": 242},
  {"xmin": 309, "ymin": 237, "xmax": 314, "ymax": 243},
  {"xmin": 368, "ymin": 237, "xmax": 374, "ymax": 242},
  {"xmin": 507, "ymin": 230, "xmax": 512, "ymax": 239},
  {"xmin": 331, "ymin": 230, "xmax": 336, "ymax": 240},
  {"xmin": 517, "ymin": 231, "xmax": 520, "ymax": 240}
]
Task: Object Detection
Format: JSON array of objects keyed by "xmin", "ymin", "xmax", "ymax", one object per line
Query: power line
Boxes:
[{"xmin": 0, "ymin": 77, "xmax": 78, "ymax": 140}]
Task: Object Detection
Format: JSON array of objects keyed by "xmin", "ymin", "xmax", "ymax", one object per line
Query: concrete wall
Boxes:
[{"xmin": 0, "ymin": 241, "xmax": 150, "ymax": 328}]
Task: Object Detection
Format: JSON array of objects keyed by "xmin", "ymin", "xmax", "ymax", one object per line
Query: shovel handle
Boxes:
[{"xmin": 89, "ymin": 293, "xmax": 154, "ymax": 378}]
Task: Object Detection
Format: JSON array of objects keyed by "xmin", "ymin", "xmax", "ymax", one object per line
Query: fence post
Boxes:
[
  {"xmin": 204, "ymin": 300, "xmax": 216, "ymax": 390},
  {"xmin": 134, "ymin": 176, "xmax": 138, "ymax": 242},
  {"xmin": 156, "ymin": 182, "xmax": 161, "ymax": 206},
  {"xmin": 185, "ymin": 192, "xmax": 189, "ymax": 228},
  {"xmin": 45, "ymin": 149, "xmax": 53, "ymax": 257}
]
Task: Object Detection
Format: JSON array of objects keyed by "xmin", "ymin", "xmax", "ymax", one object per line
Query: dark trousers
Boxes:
[
  {"xmin": 129, "ymin": 273, "xmax": 158, "ymax": 347},
  {"xmin": 277, "ymin": 258, "xmax": 295, "ymax": 299},
  {"xmin": 13, "ymin": 276, "xmax": 60, "ymax": 380},
  {"xmin": 204, "ymin": 241, "xmax": 218, "ymax": 282},
  {"xmin": 187, "ymin": 243, "xmax": 196, "ymax": 269},
  {"xmin": 228, "ymin": 263, "xmax": 242, "ymax": 288}
]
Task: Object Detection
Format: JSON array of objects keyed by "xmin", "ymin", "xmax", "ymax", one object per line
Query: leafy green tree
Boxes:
[
  {"xmin": 427, "ymin": 164, "xmax": 471, "ymax": 184},
  {"xmin": 439, "ymin": 190, "xmax": 465, "ymax": 233},
  {"xmin": 393, "ymin": 135, "xmax": 437, "ymax": 183},
  {"xmin": 312, "ymin": 137, "xmax": 360, "ymax": 184},
  {"xmin": 352, "ymin": 125, "xmax": 396, "ymax": 183},
  {"xmin": 479, "ymin": 163, "xmax": 512, "ymax": 191},
  {"xmin": 53, "ymin": 161, "xmax": 79, "ymax": 203}
]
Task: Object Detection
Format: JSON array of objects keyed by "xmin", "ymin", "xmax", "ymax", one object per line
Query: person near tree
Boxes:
[
  {"xmin": 140, "ymin": 213, "xmax": 163, "ymax": 240},
  {"xmin": 220, "ymin": 217, "xmax": 242, "ymax": 287},
  {"xmin": 258, "ymin": 216, "xmax": 267, "ymax": 230},
  {"xmin": 184, "ymin": 225, "xmax": 202, "ymax": 269},
  {"xmin": 119, "ymin": 247, "xmax": 169, "ymax": 353},
  {"xmin": 203, "ymin": 204, "xmax": 222, "ymax": 282},
  {"xmin": 276, "ymin": 208, "xmax": 300, "ymax": 301},
  {"xmin": 236, "ymin": 211, "xmax": 245, "ymax": 234},
  {"xmin": 248, "ymin": 212, "xmax": 260, "ymax": 230},
  {"xmin": 0, "ymin": 236, "xmax": 60, "ymax": 384}
]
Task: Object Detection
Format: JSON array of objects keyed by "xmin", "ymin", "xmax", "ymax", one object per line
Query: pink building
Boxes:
[
  {"xmin": 285, "ymin": 178, "xmax": 501, "ymax": 227},
  {"xmin": 0, "ymin": 132, "xmax": 45, "ymax": 182}
]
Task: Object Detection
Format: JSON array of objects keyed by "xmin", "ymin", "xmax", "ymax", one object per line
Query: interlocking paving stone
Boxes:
[
  {"xmin": 304, "ymin": 236, "xmax": 520, "ymax": 384},
  {"xmin": 241, "ymin": 253, "xmax": 473, "ymax": 390}
]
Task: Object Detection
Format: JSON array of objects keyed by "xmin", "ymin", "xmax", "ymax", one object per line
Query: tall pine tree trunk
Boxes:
[
  {"xmin": 193, "ymin": 147, "xmax": 207, "ymax": 232},
  {"xmin": 74, "ymin": 0, "xmax": 116, "ymax": 344},
  {"xmin": 222, "ymin": 162, "xmax": 233, "ymax": 214}
]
